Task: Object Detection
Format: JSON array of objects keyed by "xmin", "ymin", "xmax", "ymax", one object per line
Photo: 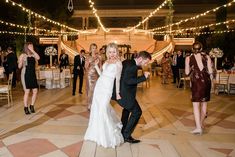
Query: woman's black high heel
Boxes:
[
  {"xmin": 24, "ymin": 107, "xmax": 30, "ymax": 115},
  {"xmin": 29, "ymin": 105, "xmax": 35, "ymax": 113}
]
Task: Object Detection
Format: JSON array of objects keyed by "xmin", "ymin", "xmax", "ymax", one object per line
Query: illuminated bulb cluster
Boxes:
[{"xmin": 88, "ymin": 0, "xmax": 110, "ymax": 32}]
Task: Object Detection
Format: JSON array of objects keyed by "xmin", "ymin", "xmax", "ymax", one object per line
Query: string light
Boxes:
[
  {"xmin": 150, "ymin": 0, "xmax": 235, "ymax": 31},
  {"xmin": 0, "ymin": 30, "xmax": 60, "ymax": 36},
  {"xmin": 87, "ymin": 0, "xmax": 170, "ymax": 33},
  {"xmin": 153, "ymin": 29, "xmax": 235, "ymax": 36},
  {"xmin": 0, "ymin": 19, "xmax": 51, "ymax": 32},
  {"xmin": 153, "ymin": 19, "xmax": 235, "ymax": 34},
  {"xmin": 6, "ymin": 0, "xmax": 80, "ymax": 33},
  {"xmin": 124, "ymin": 0, "xmax": 170, "ymax": 32},
  {"xmin": 88, "ymin": 0, "xmax": 109, "ymax": 32}
]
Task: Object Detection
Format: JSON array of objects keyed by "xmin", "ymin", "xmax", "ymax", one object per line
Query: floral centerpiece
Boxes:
[
  {"xmin": 209, "ymin": 48, "xmax": 223, "ymax": 70},
  {"xmin": 44, "ymin": 46, "xmax": 57, "ymax": 56},
  {"xmin": 209, "ymin": 48, "xmax": 223, "ymax": 58},
  {"xmin": 44, "ymin": 46, "xmax": 58, "ymax": 67}
]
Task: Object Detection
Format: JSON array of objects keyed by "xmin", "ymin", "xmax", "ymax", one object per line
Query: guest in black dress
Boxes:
[
  {"xmin": 185, "ymin": 42, "xmax": 213, "ymax": 135},
  {"xmin": 18, "ymin": 42, "xmax": 40, "ymax": 115}
]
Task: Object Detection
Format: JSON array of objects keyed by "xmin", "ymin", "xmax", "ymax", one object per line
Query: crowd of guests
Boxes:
[{"xmin": 1, "ymin": 41, "xmax": 235, "ymax": 147}]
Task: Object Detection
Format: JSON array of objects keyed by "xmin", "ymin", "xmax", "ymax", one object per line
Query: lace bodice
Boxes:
[{"xmin": 95, "ymin": 61, "xmax": 122, "ymax": 95}]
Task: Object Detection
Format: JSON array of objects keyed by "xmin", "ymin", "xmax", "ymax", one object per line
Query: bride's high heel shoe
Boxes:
[{"xmin": 190, "ymin": 128, "xmax": 203, "ymax": 135}]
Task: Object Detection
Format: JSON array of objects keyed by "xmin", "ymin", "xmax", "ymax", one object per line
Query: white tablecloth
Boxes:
[{"xmin": 39, "ymin": 69, "xmax": 70, "ymax": 89}]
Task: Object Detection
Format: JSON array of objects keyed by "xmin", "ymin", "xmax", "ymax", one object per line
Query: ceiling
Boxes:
[
  {"xmin": 68, "ymin": 0, "xmax": 235, "ymax": 29},
  {"xmin": 1, "ymin": 0, "xmax": 234, "ymax": 31}
]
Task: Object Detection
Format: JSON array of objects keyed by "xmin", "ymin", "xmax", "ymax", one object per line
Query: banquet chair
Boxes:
[
  {"xmin": 228, "ymin": 83, "xmax": 235, "ymax": 94},
  {"xmin": 177, "ymin": 69, "xmax": 190, "ymax": 89},
  {"xmin": 64, "ymin": 69, "xmax": 72, "ymax": 86},
  {"xmin": 0, "ymin": 73, "xmax": 13, "ymax": 107},
  {"xmin": 214, "ymin": 72, "xmax": 229, "ymax": 95},
  {"xmin": 52, "ymin": 69, "xmax": 61, "ymax": 88},
  {"xmin": 36, "ymin": 70, "xmax": 46, "ymax": 91}
]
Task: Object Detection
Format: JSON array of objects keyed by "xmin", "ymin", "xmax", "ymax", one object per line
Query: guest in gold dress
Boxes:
[
  {"xmin": 85, "ymin": 43, "xmax": 102, "ymax": 111},
  {"xmin": 160, "ymin": 52, "xmax": 172, "ymax": 84}
]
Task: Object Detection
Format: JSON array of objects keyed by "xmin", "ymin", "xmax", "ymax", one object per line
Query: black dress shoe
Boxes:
[
  {"xmin": 29, "ymin": 105, "xmax": 35, "ymax": 113},
  {"xmin": 124, "ymin": 137, "xmax": 141, "ymax": 143},
  {"xmin": 79, "ymin": 92, "xmax": 83, "ymax": 94},
  {"xmin": 72, "ymin": 93, "xmax": 75, "ymax": 96},
  {"xmin": 24, "ymin": 107, "xmax": 30, "ymax": 115}
]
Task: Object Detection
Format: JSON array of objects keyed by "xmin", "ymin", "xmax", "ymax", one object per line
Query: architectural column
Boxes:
[
  {"xmin": 142, "ymin": 16, "xmax": 145, "ymax": 30},
  {"xmin": 165, "ymin": 0, "xmax": 174, "ymax": 40},
  {"xmin": 141, "ymin": 16, "xmax": 149, "ymax": 30},
  {"xmin": 82, "ymin": 17, "xmax": 86, "ymax": 30},
  {"xmin": 145, "ymin": 19, "xmax": 149, "ymax": 30},
  {"xmin": 86, "ymin": 17, "xmax": 89, "ymax": 29},
  {"xmin": 57, "ymin": 35, "xmax": 62, "ymax": 61}
]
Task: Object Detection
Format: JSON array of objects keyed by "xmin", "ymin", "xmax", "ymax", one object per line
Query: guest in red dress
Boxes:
[{"xmin": 185, "ymin": 42, "xmax": 213, "ymax": 135}]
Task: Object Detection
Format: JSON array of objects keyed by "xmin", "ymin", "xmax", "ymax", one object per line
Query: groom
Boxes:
[{"xmin": 113, "ymin": 51, "xmax": 151, "ymax": 143}]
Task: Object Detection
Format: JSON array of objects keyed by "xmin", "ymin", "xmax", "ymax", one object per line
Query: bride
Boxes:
[{"xmin": 84, "ymin": 43, "xmax": 124, "ymax": 148}]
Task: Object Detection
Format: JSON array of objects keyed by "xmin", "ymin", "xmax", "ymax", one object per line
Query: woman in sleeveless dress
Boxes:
[
  {"xmin": 85, "ymin": 43, "xmax": 102, "ymax": 111},
  {"xmin": 18, "ymin": 42, "xmax": 40, "ymax": 115},
  {"xmin": 185, "ymin": 42, "xmax": 213, "ymax": 135},
  {"xmin": 84, "ymin": 43, "xmax": 124, "ymax": 148}
]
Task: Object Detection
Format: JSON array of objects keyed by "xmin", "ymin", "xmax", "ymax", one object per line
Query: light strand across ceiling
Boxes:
[
  {"xmin": 154, "ymin": 19, "xmax": 235, "ymax": 34},
  {"xmin": 0, "ymin": 30, "xmax": 59, "ymax": 36},
  {"xmin": 150, "ymin": 0, "xmax": 235, "ymax": 31},
  {"xmin": 0, "ymin": 19, "xmax": 62, "ymax": 33},
  {"xmin": 88, "ymin": 0, "xmax": 110, "ymax": 32},
  {"xmin": 154, "ymin": 29, "xmax": 235, "ymax": 36},
  {"xmin": 5, "ymin": 0, "xmax": 80, "ymax": 32},
  {"xmin": 124, "ymin": 0, "xmax": 171, "ymax": 32}
]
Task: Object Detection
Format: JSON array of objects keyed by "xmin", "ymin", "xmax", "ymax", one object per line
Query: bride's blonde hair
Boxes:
[{"xmin": 106, "ymin": 43, "xmax": 119, "ymax": 60}]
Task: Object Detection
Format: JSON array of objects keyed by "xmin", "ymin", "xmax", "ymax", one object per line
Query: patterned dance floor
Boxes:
[{"xmin": 0, "ymin": 76, "xmax": 235, "ymax": 157}]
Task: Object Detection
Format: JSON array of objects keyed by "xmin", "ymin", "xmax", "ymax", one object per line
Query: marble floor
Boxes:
[{"xmin": 0, "ymin": 76, "xmax": 235, "ymax": 157}]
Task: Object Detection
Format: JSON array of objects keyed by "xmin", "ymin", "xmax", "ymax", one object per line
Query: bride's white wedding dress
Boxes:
[{"xmin": 84, "ymin": 61, "xmax": 124, "ymax": 148}]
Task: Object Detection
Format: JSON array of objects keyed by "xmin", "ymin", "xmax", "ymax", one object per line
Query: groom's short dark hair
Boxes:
[{"xmin": 137, "ymin": 51, "xmax": 152, "ymax": 60}]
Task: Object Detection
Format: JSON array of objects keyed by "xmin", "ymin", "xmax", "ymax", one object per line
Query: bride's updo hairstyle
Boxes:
[{"xmin": 106, "ymin": 43, "xmax": 119, "ymax": 59}]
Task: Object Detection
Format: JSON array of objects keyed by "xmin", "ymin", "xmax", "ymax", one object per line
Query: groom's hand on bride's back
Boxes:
[{"xmin": 144, "ymin": 72, "xmax": 150, "ymax": 79}]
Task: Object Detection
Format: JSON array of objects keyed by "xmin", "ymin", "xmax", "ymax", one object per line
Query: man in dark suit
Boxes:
[
  {"xmin": 176, "ymin": 50, "xmax": 185, "ymax": 87},
  {"xmin": 72, "ymin": 49, "xmax": 85, "ymax": 95},
  {"xmin": 59, "ymin": 50, "xmax": 69, "ymax": 71},
  {"xmin": 5, "ymin": 47, "xmax": 17, "ymax": 87},
  {"xmin": 113, "ymin": 51, "xmax": 151, "ymax": 143}
]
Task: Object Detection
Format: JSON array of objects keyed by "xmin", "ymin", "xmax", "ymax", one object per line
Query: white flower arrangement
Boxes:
[
  {"xmin": 44, "ymin": 46, "xmax": 58, "ymax": 56},
  {"xmin": 209, "ymin": 48, "xmax": 223, "ymax": 58}
]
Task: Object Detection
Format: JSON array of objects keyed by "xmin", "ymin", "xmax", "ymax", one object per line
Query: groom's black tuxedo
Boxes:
[{"xmin": 113, "ymin": 59, "xmax": 146, "ymax": 139}]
